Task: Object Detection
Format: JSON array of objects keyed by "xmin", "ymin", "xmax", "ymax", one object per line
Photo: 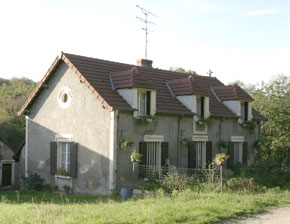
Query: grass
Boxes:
[{"xmin": 0, "ymin": 188, "xmax": 290, "ymax": 224}]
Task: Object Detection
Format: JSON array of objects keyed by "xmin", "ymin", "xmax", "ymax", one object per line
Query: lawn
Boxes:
[{"xmin": 1, "ymin": 188, "xmax": 290, "ymax": 224}]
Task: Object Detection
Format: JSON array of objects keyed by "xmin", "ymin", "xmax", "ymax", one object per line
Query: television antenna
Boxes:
[{"xmin": 136, "ymin": 5, "xmax": 158, "ymax": 59}]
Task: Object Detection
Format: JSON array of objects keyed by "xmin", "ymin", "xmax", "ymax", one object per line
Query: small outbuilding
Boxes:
[{"xmin": 0, "ymin": 135, "xmax": 16, "ymax": 187}]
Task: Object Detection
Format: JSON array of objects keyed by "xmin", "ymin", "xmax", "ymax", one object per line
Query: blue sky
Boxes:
[{"xmin": 0, "ymin": 0, "xmax": 289, "ymax": 84}]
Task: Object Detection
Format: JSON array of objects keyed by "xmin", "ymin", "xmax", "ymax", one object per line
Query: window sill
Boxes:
[{"xmin": 55, "ymin": 175, "xmax": 72, "ymax": 180}]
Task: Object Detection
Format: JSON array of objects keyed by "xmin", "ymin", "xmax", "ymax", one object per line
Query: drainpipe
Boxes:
[
  {"xmin": 116, "ymin": 110, "xmax": 120, "ymax": 192},
  {"xmin": 177, "ymin": 114, "xmax": 183, "ymax": 167},
  {"xmin": 218, "ymin": 117, "xmax": 225, "ymax": 153}
]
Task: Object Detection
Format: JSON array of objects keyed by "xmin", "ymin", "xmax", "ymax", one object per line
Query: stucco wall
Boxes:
[
  {"xmin": 117, "ymin": 113, "xmax": 258, "ymax": 187},
  {"xmin": 26, "ymin": 62, "xmax": 112, "ymax": 194}
]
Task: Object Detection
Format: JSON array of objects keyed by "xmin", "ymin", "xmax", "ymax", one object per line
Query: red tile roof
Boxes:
[
  {"xmin": 167, "ymin": 75, "xmax": 209, "ymax": 96},
  {"xmin": 110, "ymin": 67, "xmax": 156, "ymax": 90},
  {"xmin": 212, "ymin": 84, "xmax": 254, "ymax": 101},
  {"xmin": 18, "ymin": 52, "xmax": 264, "ymax": 120}
]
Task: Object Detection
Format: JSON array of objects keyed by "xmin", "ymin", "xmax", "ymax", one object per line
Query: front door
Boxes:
[{"xmin": 2, "ymin": 164, "xmax": 12, "ymax": 187}]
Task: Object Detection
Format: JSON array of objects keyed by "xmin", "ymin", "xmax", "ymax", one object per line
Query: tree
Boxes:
[
  {"xmin": 169, "ymin": 67, "xmax": 197, "ymax": 75},
  {"xmin": 232, "ymin": 75, "xmax": 290, "ymax": 166},
  {"xmin": 0, "ymin": 77, "xmax": 36, "ymax": 150}
]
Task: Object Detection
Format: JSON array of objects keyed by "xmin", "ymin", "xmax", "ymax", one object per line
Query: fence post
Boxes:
[
  {"xmin": 220, "ymin": 165, "xmax": 223, "ymax": 193},
  {"xmin": 133, "ymin": 162, "xmax": 135, "ymax": 188}
]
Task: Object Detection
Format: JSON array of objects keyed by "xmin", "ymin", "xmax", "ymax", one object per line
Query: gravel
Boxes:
[{"xmin": 223, "ymin": 206, "xmax": 290, "ymax": 224}]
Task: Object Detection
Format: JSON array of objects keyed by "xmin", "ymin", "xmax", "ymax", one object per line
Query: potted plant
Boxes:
[
  {"xmin": 130, "ymin": 149, "xmax": 142, "ymax": 163},
  {"xmin": 120, "ymin": 138, "xmax": 134, "ymax": 150},
  {"xmin": 63, "ymin": 185, "xmax": 71, "ymax": 194},
  {"xmin": 136, "ymin": 115, "xmax": 155, "ymax": 126},
  {"xmin": 214, "ymin": 153, "xmax": 230, "ymax": 165},
  {"xmin": 56, "ymin": 168, "xmax": 70, "ymax": 176}
]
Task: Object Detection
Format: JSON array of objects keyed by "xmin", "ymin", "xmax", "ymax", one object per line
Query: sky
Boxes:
[{"xmin": 0, "ymin": 0, "xmax": 289, "ymax": 85}]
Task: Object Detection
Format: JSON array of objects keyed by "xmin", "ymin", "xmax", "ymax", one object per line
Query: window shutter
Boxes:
[
  {"xmin": 206, "ymin": 141, "xmax": 213, "ymax": 165},
  {"xmin": 245, "ymin": 102, "xmax": 248, "ymax": 121},
  {"xmin": 146, "ymin": 91, "xmax": 151, "ymax": 115},
  {"xmin": 139, "ymin": 142, "xmax": 147, "ymax": 165},
  {"xmin": 70, "ymin": 142, "xmax": 77, "ymax": 178},
  {"xmin": 228, "ymin": 142, "xmax": 235, "ymax": 169},
  {"xmin": 161, "ymin": 142, "xmax": 169, "ymax": 166},
  {"xmin": 50, "ymin": 141, "xmax": 57, "ymax": 175},
  {"xmin": 188, "ymin": 142, "xmax": 197, "ymax": 169},
  {"xmin": 201, "ymin": 97, "xmax": 204, "ymax": 118},
  {"xmin": 242, "ymin": 142, "xmax": 248, "ymax": 165}
]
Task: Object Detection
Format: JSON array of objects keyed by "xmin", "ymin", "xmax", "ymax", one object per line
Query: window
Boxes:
[
  {"xmin": 188, "ymin": 141, "xmax": 212, "ymax": 169},
  {"xmin": 60, "ymin": 143, "xmax": 70, "ymax": 172},
  {"xmin": 234, "ymin": 142, "xmax": 243, "ymax": 166},
  {"xmin": 137, "ymin": 91, "xmax": 151, "ymax": 116},
  {"xmin": 58, "ymin": 87, "xmax": 72, "ymax": 109},
  {"xmin": 196, "ymin": 141, "xmax": 206, "ymax": 168},
  {"xmin": 146, "ymin": 142, "xmax": 161, "ymax": 168},
  {"xmin": 50, "ymin": 141, "xmax": 77, "ymax": 178},
  {"xmin": 196, "ymin": 97, "xmax": 204, "ymax": 118},
  {"xmin": 240, "ymin": 102, "xmax": 248, "ymax": 121}
]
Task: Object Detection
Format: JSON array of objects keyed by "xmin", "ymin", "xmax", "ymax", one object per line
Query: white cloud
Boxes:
[
  {"xmin": 242, "ymin": 9, "xmax": 277, "ymax": 16},
  {"xmin": 179, "ymin": 0, "xmax": 223, "ymax": 12}
]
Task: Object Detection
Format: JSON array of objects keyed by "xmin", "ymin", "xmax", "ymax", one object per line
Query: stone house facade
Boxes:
[{"xmin": 18, "ymin": 52, "xmax": 265, "ymax": 194}]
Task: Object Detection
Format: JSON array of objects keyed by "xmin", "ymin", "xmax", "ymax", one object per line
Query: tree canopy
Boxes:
[
  {"xmin": 231, "ymin": 75, "xmax": 290, "ymax": 166},
  {"xmin": 0, "ymin": 77, "xmax": 36, "ymax": 151}
]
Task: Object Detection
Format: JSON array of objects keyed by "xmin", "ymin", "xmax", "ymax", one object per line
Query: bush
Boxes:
[
  {"xmin": 226, "ymin": 177, "xmax": 265, "ymax": 193},
  {"xmin": 159, "ymin": 172, "xmax": 192, "ymax": 193},
  {"xmin": 22, "ymin": 171, "xmax": 45, "ymax": 191},
  {"xmin": 138, "ymin": 180, "xmax": 161, "ymax": 191}
]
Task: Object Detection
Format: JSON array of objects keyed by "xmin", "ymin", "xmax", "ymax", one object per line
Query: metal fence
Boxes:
[{"xmin": 133, "ymin": 163, "xmax": 222, "ymax": 185}]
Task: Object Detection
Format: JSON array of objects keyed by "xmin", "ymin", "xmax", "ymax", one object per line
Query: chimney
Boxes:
[{"xmin": 137, "ymin": 59, "xmax": 153, "ymax": 68}]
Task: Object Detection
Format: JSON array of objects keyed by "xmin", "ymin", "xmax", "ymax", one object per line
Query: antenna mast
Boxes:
[{"xmin": 136, "ymin": 5, "xmax": 157, "ymax": 59}]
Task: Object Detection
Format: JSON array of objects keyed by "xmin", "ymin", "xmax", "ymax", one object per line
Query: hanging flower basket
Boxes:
[{"xmin": 214, "ymin": 153, "xmax": 230, "ymax": 165}]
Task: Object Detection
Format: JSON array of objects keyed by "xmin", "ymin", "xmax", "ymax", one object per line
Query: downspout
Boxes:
[
  {"xmin": 116, "ymin": 110, "xmax": 120, "ymax": 191},
  {"xmin": 177, "ymin": 114, "xmax": 183, "ymax": 167},
  {"xmin": 218, "ymin": 117, "xmax": 225, "ymax": 153},
  {"xmin": 25, "ymin": 116, "xmax": 29, "ymax": 178}
]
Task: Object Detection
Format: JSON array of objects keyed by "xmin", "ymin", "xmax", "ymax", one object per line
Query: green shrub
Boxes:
[
  {"xmin": 226, "ymin": 177, "xmax": 265, "ymax": 193},
  {"xmin": 159, "ymin": 172, "xmax": 192, "ymax": 193},
  {"xmin": 138, "ymin": 180, "xmax": 161, "ymax": 191},
  {"xmin": 21, "ymin": 171, "xmax": 45, "ymax": 191}
]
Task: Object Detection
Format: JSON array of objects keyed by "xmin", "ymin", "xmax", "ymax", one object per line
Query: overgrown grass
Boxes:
[{"xmin": 1, "ymin": 188, "xmax": 290, "ymax": 224}]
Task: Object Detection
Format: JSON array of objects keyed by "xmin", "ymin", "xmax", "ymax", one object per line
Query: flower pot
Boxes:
[{"xmin": 120, "ymin": 188, "xmax": 132, "ymax": 199}]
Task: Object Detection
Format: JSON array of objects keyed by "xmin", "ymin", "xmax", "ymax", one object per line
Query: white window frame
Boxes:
[
  {"xmin": 56, "ymin": 142, "xmax": 71, "ymax": 173},
  {"xmin": 146, "ymin": 142, "xmax": 162, "ymax": 171},
  {"xmin": 196, "ymin": 97, "xmax": 202, "ymax": 118},
  {"xmin": 196, "ymin": 141, "xmax": 206, "ymax": 168},
  {"xmin": 137, "ymin": 90, "xmax": 147, "ymax": 116}
]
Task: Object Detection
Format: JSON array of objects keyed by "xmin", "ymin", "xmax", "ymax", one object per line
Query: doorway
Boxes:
[{"xmin": 2, "ymin": 163, "xmax": 12, "ymax": 187}]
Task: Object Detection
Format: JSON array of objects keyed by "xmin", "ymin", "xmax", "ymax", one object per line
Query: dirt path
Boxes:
[{"xmin": 224, "ymin": 206, "xmax": 290, "ymax": 224}]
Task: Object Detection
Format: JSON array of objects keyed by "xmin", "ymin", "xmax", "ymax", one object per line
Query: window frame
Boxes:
[
  {"xmin": 234, "ymin": 142, "xmax": 243, "ymax": 166},
  {"xmin": 196, "ymin": 141, "xmax": 207, "ymax": 168},
  {"xmin": 137, "ymin": 90, "xmax": 147, "ymax": 116},
  {"xmin": 60, "ymin": 142, "xmax": 70, "ymax": 173}
]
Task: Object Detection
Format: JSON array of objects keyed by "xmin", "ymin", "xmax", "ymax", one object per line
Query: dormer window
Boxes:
[
  {"xmin": 196, "ymin": 97, "xmax": 205, "ymax": 118},
  {"xmin": 240, "ymin": 102, "xmax": 248, "ymax": 121},
  {"xmin": 137, "ymin": 91, "xmax": 151, "ymax": 116}
]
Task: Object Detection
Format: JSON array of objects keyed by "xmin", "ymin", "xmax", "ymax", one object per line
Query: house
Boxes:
[
  {"xmin": 18, "ymin": 52, "xmax": 265, "ymax": 194},
  {"xmin": 0, "ymin": 135, "xmax": 17, "ymax": 187}
]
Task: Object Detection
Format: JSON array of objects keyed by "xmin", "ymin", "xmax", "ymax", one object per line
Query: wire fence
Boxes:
[{"xmin": 133, "ymin": 163, "xmax": 222, "ymax": 187}]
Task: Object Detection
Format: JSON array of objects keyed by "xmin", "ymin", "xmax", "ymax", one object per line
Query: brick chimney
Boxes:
[{"xmin": 137, "ymin": 59, "xmax": 153, "ymax": 68}]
